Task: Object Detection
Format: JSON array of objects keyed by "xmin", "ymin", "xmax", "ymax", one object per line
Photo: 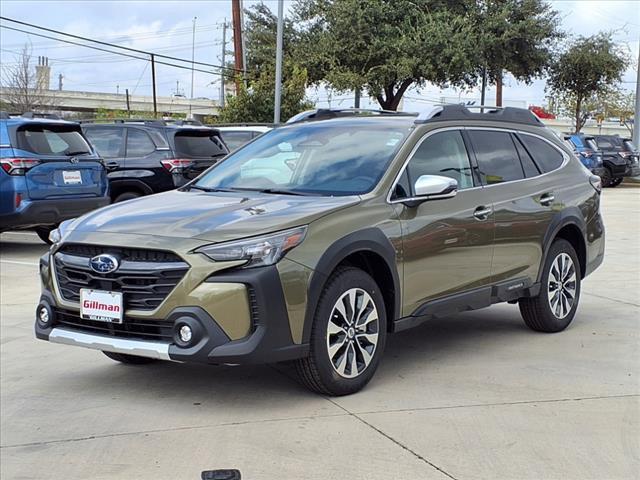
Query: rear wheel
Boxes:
[
  {"xmin": 102, "ymin": 351, "xmax": 157, "ymax": 364},
  {"xmin": 114, "ymin": 191, "xmax": 142, "ymax": 203},
  {"xmin": 609, "ymin": 177, "xmax": 623, "ymax": 187},
  {"xmin": 600, "ymin": 168, "xmax": 613, "ymax": 187},
  {"xmin": 519, "ymin": 239, "xmax": 581, "ymax": 333},
  {"xmin": 295, "ymin": 267, "xmax": 387, "ymax": 396},
  {"xmin": 34, "ymin": 226, "xmax": 55, "ymax": 245}
]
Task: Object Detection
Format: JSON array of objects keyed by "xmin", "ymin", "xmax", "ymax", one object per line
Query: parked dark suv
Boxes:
[
  {"xmin": 82, "ymin": 120, "xmax": 228, "ymax": 202},
  {"xmin": 36, "ymin": 106, "xmax": 605, "ymax": 395},
  {"xmin": 592, "ymin": 134, "xmax": 640, "ymax": 187}
]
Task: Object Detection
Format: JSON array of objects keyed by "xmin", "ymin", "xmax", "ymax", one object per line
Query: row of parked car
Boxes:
[
  {"xmin": 0, "ymin": 112, "xmax": 271, "ymax": 242},
  {"xmin": 566, "ymin": 133, "xmax": 640, "ymax": 187},
  {"xmin": 1, "ymin": 110, "xmax": 637, "ymax": 244}
]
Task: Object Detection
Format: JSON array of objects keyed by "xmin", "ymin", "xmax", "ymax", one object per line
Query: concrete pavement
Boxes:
[{"xmin": 1, "ymin": 186, "xmax": 638, "ymax": 480}]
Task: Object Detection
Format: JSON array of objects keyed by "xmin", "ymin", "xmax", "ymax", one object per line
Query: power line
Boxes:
[
  {"xmin": 0, "ymin": 25, "xmax": 227, "ymax": 77},
  {"xmin": 0, "ymin": 16, "xmax": 240, "ymax": 73}
]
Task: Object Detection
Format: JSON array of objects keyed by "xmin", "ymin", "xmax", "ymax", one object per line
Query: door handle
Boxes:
[
  {"xmin": 473, "ymin": 206, "xmax": 492, "ymax": 221},
  {"xmin": 540, "ymin": 193, "xmax": 555, "ymax": 206}
]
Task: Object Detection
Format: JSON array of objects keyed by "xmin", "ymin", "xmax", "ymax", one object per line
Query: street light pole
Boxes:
[
  {"xmin": 273, "ymin": 0, "xmax": 284, "ymax": 124},
  {"xmin": 633, "ymin": 37, "xmax": 640, "ymax": 150},
  {"xmin": 190, "ymin": 16, "xmax": 197, "ymax": 117}
]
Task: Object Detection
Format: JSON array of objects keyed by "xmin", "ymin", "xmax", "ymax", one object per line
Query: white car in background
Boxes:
[{"xmin": 214, "ymin": 124, "xmax": 272, "ymax": 151}]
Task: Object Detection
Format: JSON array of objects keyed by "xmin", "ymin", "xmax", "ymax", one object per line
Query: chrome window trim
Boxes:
[{"xmin": 386, "ymin": 126, "xmax": 570, "ymax": 204}]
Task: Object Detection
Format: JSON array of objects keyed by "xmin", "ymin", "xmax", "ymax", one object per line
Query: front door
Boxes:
[{"xmin": 394, "ymin": 129, "xmax": 495, "ymax": 316}]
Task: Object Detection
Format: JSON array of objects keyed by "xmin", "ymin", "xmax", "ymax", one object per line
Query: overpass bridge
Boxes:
[{"xmin": 0, "ymin": 87, "xmax": 220, "ymax": 120}]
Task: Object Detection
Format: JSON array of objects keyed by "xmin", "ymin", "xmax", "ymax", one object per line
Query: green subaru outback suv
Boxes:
[{"xmin": 35, "ymin": 105, "xmax": 605, "ymax": 395}]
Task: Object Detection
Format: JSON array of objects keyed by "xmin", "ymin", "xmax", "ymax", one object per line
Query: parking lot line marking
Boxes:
[
  {"xmin": 1, "ymin": 231, "xmax": 37, "ymax": 237},
  {"xmin": 0, "ymin": 260, "xmax": 39, "ymax": 266}
]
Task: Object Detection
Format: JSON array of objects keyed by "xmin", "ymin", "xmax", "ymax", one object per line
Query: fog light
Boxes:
[
  {"xmin": 38, "ymin": 306, "xmax": 51, "ymax": 326},
  {"xmin": 179, "ymin": 325, "xmax": 193, "ymax": 343}
]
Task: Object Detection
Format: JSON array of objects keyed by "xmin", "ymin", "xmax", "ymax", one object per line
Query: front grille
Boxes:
[
  {"xmin": 52, "ymin": 308, "xmax": 173, "ymax": 342},
  {"xmin": 54, "ymin": 244, "xmax": 189, "ymax": 311}
]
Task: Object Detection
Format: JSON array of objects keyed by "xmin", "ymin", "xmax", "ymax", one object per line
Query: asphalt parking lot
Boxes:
[{"xmin": 1, "ymin": 185, "xmax": 638, "ymax": 480}]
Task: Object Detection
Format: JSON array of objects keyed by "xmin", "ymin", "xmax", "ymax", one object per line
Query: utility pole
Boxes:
[
  {"xmin": 232, "ymin": 0, "xmax": 244, "ymax": 92},
  {"xmin": 354, "ymin": 88, "xmax": 360, "ymax": 108},
  {"xmin": 125, "ymin": 88, "xmax": 131, "ymax": 117},
  {"xmin": 58, "ymin": 73, "xmax": 63, "ymax": 91},
  {"xmin": 273, "ymin": 0, "xmax": 284, "ymax": 123},
  {"xmin": 496, "ymin": 71, "xmax": 503, "ymax": 107},
  {"xmin": 150, "ymin": 54, "xmax": 158, "ymax": 118},
  {"xmin": 480, "ymin": 66, "xmax": 487, "ymax": 111},
  {"xmin": 190, "ymin": 16, "xmax": 197, "ymax": 117},
  {"xmin": 220, "ymin": 19, "xmax": 227, "ymax": 108},
  {"xmin": 240, "ymin": 0, "xmax": 247, "ymax": 87},
  {"xmin": 633, "ymin": 38, "xmax": 640, "ymax": 150}
]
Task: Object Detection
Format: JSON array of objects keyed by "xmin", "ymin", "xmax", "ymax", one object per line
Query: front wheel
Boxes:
[
  {"xmin": 295, "ymin": 267, "xmax": 387, "ymax": 396},
  {"xmin": 600, "ymin": 168, "xmax": 613, "ymax": 188},
  {"xmin": 519, "ymin": 239, "xmax": 581, "ymax": 333}
]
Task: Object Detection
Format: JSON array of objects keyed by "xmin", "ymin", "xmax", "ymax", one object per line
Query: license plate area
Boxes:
[
  {"xmin": 63, "ymin": 170, "xmax": 83, "ymax": 185},
  {"xmin": 80, "ymin": 289, "xmax": 123, "ymax": 323}
]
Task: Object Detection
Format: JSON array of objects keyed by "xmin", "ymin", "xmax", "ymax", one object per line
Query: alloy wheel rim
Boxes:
[
  {"xmin": 547, "ymin": 253, "xmax": 577, "ymax": 319},
  {"xmin": 326, "ymin": 288, "xmax": 379, "ymax": 379}
]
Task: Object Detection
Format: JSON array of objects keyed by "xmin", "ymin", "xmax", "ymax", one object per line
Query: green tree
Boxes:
[
  {"xmin": 294, "ymin": 0, "xmax": 479, "ymax": 110},
  {"xmin": 472, "ymin": 0, "xmax": 562, "ymax": 106},
  {"xmin": 547, "ymin": 32, "xmax": 629, "ymax": 132},
  {"xmin": 217, "ymin": 66, "xmax": 313, "ymax": 123}
]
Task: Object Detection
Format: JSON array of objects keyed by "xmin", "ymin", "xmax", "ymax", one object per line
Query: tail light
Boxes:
[
  {"xmin": 0, "ymin": 158, "xmax": 40, "ymax": 176},
  {"xmin": 161, "ymin": 159, "xmax": 193, "ymax": 173},
  {"xmin": 589, "ymin": 175, "xmax": 602, "ymax": 194}
]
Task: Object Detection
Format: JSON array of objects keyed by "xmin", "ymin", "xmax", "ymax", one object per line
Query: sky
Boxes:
[{"xmin": 0, "ymin": 0, "xmax": 638, "ymax": 112}]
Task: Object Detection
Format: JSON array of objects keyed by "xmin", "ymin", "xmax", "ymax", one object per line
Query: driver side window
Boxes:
[{"xmin": 405, "ymin": 130, "xmax": 474, "ymax": 194}]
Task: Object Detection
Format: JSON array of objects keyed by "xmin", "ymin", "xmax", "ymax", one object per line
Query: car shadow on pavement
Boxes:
[
  {"xmin": 40, "ymin": 306, "xmax": 531, "ymax": 406},
  {"xmin": 0, "ymin": 239, "xmax": 48, "ymax": 257}
]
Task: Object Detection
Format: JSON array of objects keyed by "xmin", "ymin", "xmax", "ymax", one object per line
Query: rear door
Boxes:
[
  {"xmin": 467, "ymin": 128, "xmax": 562, "ymax": 287},
  {"xmin": 14, "ymin": 123, "xmax": 105, "ymax": 199},
  {"xmin": 83, "ymin": 126, "xmax": 125, "ymax": 172},
  {"xmin": 171, "ymin": 129, "xmax": 228, "ymax": 179}
]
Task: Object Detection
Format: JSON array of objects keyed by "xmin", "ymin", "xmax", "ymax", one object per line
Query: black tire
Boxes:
[
  {"xmin": 600, "ymin": 168, "xmax": 613, "ymax": 188},
  {"xmin": 102, "ymin": 351, "xmax": 157, "ymax": 364},
  {"xmin": 519, "ymin": 239, "xmax": 581, "ymax": 333},
  {"xmin": 34, "ymin": 226, "xmax": 55, "ymax": 245},
  {"xmin": 114, "ymin": 191, "xmax": 142, "ymax": 203},
  {"xmin": 295, "ymin": 267, "xmax": 387, "ymax": 396},
  {"xmin": 609, "ymin": 177, "xmax": 623, "ymax": 187}
]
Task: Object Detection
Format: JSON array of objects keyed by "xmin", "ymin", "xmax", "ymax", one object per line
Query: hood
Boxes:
[{"xmin": 70, "ymin": 190, "xmax": 360, "ymax": 242}]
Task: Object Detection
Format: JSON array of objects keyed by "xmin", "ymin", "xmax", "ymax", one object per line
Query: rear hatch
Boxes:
[
  {"xmin": 170, "ymin": 128, "xmax": 228, "ymax": 180},
  {"xmin": 13, "ymin": 122, "xmax": 105, "ymax": 199}
]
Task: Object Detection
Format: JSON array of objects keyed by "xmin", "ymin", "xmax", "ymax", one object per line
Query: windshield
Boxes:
[
  {"xmin": 173, "ymin": 131, "xmax": 228, "ymax": 158},
  {"xmin": 193, "ymin": 122, "xmax": 410, "ymax": 196},
  {"xmin": 16, "ymin": 125, "xmax": 92, "ymax": 156}
]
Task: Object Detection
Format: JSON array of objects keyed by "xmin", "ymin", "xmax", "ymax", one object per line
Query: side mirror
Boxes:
[{"xmin": 402, "ymin": 175, "xmax": 457, "ymax": 207}]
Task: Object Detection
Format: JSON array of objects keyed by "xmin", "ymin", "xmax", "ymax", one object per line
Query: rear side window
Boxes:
[
  {"xmin": 513, "ymin": 136, "xmax": 541, "ymax": 178},
  {"xmin": 468, "ymin": 130, "xmax": 524, "ymax": 184},
  {"xmin": 84, "ymin": 127, "xmax": 124, "ymax": 158},
  {"xmin": 519, "ymin": 135, "xmax": 564, "ymax": 173},
  {"xmin": 220, "ymin": 131, "xmax": 254, "ymax": 151},
  {"xmin": 126, "ymin": 128, "xmax": 156, "ymax": 157},
  {"xmin": 406, "ymin": 130, "xmax": 474, "ymax": 190},
  {"xmin": 16, "ymin": 126, "xmax": 91, "ymax": 156},
  {"xmin": 173, "ymin": 131, "xmax": 228, "ymax": 158}
]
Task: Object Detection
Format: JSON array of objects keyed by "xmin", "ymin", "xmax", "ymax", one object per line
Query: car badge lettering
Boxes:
[{"xmin": 89, "ymin": 254, "xmax": 119, "ymax": 274}]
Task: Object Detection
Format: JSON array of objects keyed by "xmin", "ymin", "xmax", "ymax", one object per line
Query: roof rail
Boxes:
[
  {"xmin": 22, "ymin": 112, "xmax": 61, "ymax": 120},
  {"xmin": 79, "ymin": 118, "xmax": 204, "ymax": 127},
  {"xmin": 211, "ymin": 122, "xmax": 275, "ymax": 127},
  {"xmin": 415, "ymin": 104, "xmax": 543, "ymax": 126},
  {"xmin": 286, "ymin": 108, "xmax": 415, "ymax": 124}
]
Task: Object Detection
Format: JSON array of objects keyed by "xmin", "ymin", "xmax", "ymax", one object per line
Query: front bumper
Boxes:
[
  {"xmin": 1, "ymin": 196, "xmax": 110, "ymax": 230},
  {"xmin": 36, "ymin": 252, "xmax": 309, "ymax": 365}
]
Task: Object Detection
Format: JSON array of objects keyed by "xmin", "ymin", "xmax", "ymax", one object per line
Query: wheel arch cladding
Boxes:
[
  {"xmin": 302, "ymin": 228, "xmax": 400, "ymax": 343},
  {"xmin": 540, "ymin": 208, "xmax": 587, "ymax": 281}
]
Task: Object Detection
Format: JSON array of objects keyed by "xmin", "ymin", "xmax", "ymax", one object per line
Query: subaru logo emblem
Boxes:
[{"xmin": 89, "ymin": 254, "xmax": 119, "ymax": 274}]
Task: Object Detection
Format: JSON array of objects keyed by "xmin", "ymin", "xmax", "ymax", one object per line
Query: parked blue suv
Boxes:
[
  {"xmin": 566, "ymin": 133, "xmax": 606, "ymax": 180},
  {"xmin": 0, "ymin": 113, "xmax": 110, "ymax": 243}
]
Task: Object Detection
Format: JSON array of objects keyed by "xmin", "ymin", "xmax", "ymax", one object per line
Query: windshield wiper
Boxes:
[
  {"xmin": 248, "ymin": 188, "xmax": 317, "ymax": 196},
  {"xmin": 186, "ymin": 185, "xmax": 237, "ymax": 193},
  {"xmin": 65, "ymin": 151, "xmax": 91, "ymax": 156}
]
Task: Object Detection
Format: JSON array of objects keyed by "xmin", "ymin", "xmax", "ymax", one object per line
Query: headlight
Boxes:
[{"xmin": 195, "ymin": 226, "xmax": 307, "ymax": 268}]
